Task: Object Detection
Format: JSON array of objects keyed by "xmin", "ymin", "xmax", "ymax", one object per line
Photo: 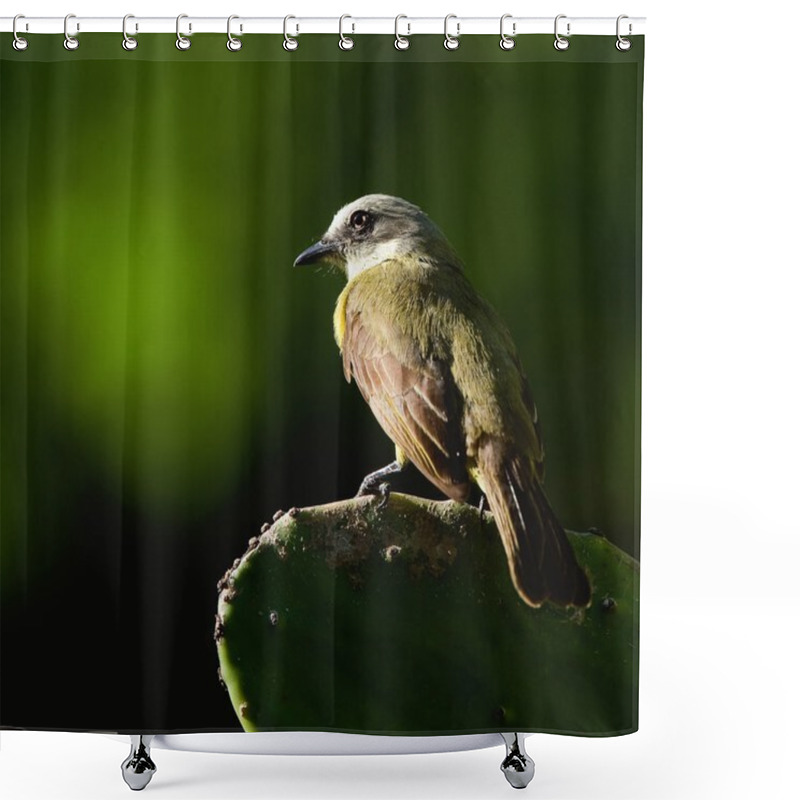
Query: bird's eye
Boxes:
[{"xmin": 349, "ymin": 210, "xmax": 371, "ymax": 230}]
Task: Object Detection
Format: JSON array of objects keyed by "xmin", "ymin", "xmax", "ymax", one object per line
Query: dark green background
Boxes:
[{"xmin": 1, "ymin": 34, "xmax": 642, "ymax": 731}]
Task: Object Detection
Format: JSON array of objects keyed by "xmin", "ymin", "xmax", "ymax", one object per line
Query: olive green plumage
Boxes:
[
  {"xmin": 295, "ymin": 194, "xmax": 590, "ymax": 608},
  {"xmin": 337, "ymin": 254, "xmax": 542, "ymax": 474}
]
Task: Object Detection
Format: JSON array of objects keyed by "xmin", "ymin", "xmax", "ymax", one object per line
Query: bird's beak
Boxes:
[{"xmin": 293, "ymin": 239, "xmax": 341, "ymax": 267}]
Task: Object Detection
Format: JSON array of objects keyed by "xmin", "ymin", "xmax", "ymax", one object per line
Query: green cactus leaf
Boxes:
[{"xmin": 216, "ymin": 493, "xmax": 638, "ymax": 735}]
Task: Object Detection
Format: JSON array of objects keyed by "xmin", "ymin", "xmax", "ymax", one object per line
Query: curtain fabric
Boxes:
[{"xmin": 0, "ymin": 33, "xmax": 643, "ymax": 735}]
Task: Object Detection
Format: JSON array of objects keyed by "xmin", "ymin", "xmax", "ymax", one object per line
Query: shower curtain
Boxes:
[{"xmin": 0, "ymin": 30, "xmax": 642, "ymax": 737}]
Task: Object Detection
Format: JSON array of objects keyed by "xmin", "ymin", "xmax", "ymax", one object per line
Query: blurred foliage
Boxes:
[{"xmin": 0, "ymin": 34, "xmax": 642, "ymax": 730}]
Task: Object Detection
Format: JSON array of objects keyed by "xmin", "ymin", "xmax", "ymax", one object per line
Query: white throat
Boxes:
[{"xmin": 345, "ymin": 240, "xmax": 407, "ymax": 280}]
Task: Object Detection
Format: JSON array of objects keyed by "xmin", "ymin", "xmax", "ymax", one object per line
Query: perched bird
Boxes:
[{"xmin": 294, "ymin": 195, "xmax": 590, "ymax": 608}]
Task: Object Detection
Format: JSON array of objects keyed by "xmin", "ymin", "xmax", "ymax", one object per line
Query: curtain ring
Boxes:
[
  {"xmin": 616, "ymin": 15, "xmax": 632, "ymax": 51},
  {"xmin": 394, "ymin": 15, "xmax": 410, "ymax": 51},
  {"xmin": 64, "ymin": 13, "xmax": 79, "ymax": 51},
  {"xmin": 122, "ymin": 14, "xmax": 138, "ymax": 51},
  {"xmin": 176, "ymin": 14, "xmax": 191, "ymax": 50},
  {"xmin": 499, "ymin": 14, "xmax": 515, "ymax": 50},
  {"xmin": 339, "ymin": 15, "xmax": 354, "ymax": 50},
  {"xmin": 227, "ymin": 15, "xmax": 242, "ymax": 51},
  {"xmin": 444, "ymin": 14, "xmax": 459, "ymax": 50},
  {"xmin": 554, "ymin": 14, "xmax": 570, "ymax": 51},
  {"xmin": 12, "ymin": 14, "xmax": 28, "ymax": 51},
  {"xmin": 283, "ymin": 15, "xmax": 299, "ymax": 51}
]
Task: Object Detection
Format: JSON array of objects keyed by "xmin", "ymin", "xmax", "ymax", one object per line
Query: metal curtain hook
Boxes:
[
  {"xmin": 554, "ymin": 14, "xmax": 570, "ymax": 51},
  {"xmin": 394, "ymin": 15, "xmax": 410, "ymax": 50},
  {"xmin": 444, "ymin": 14, "xmax": 459, "ymax": 50},
  {"xmin": 176, "ymin": 14, "xmax": 191, "ymax": 50},
  {"xmin": 499, "ymin": 14, "xmax": 515, "ymax": 50},
  {"xmin": 616, "ymin": 14, "xmax": 632, "ymax": 51},
  {"xmin": 64, "ymin": 13, "xmax": 79, "ymax": 50},
  {"xmin": 283, "ymin": 15, "xmax": 298, "ymax": 51},
  {"xmin": 122, "ymin": 15, "xmax": 138, "ymax": 51},
  {"xmin": 339, "ymin": 15, "xmax": 354, "ymax": 50},
  {"xmin": 227, "ymin": 15, "xmax": 242, "ymax": 51},
  {"xmin": 12, "ymin": 14, "xmax": 28, "ymax": 51}
]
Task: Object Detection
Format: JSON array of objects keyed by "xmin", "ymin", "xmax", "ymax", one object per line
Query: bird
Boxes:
[{"xmin": 294, "ymin": 194, "xmax": 591, "ymax": 608}]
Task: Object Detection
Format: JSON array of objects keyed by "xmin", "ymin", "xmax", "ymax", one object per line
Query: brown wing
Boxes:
[
  {"xmin": 342, "ymin": 309, "xmax": 471, "ymax": 502},
  {"xmin": 517, "ymin": 363, "xmax": 546, "ymax": 482}
]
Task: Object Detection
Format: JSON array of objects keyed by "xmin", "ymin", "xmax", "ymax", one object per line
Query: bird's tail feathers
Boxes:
[{"xmin": 479, "ymin": 442, "xmax": 591, "ymax": 608}]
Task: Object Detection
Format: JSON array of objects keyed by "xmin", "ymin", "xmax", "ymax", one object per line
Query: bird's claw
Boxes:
[
  {"xmin": 478, "ymin": 494, "xmax": 488, "ymax": 528},
  {"xmin": 375, "ymin": 482, "xmax": 391, "ymax": 509},
  {"xmin": 355, "ymin": 480, "xmax": 391, "ymax": 509},
  {"xmin": 355, "ymin": 477, "xmax": 378, "ymax": 497}
]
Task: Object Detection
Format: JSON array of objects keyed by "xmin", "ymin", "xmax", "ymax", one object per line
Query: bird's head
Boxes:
[{"xmin": 293, "ymin": 194, "xmax": 461, "ymax": 280}]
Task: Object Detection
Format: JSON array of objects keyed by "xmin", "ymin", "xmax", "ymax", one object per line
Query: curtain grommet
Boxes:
[
  {"xmin": 283, "ymin": 16, "xmax": 299, "ymax": 51},
  {"xmin": 176, "ymin": 14, "xmax": 192, "ymax": 50},
  {"xmin": 12, "ymin": 15, "xmax": 29, "ymax": 51},
  {"xmin": 554, "ymin": 15, "xmax": 570, "ymax": 51},
  {"xmin": 444, "ymin": 14, "xmax": 460, "ymax": 50},
  {"xmin": 339, "ymin": 15, "xmax": 355, "ymax": 50},
  {"xmin": 394, "ymin": 15, "xmax": 410, "ymax": 50},
  {"xmin": 122, "ymin": 14, "xmax": 138, "ymax": 51},
  {"xmin": 616, "ymin": 15, "xmax": 632, "ymax": 51},
  {"xmin": 64, "ymin": 13, "xmax": 79, "ymax": 51},
  {"xmin": 227, "ymin": 15, "xmax": 243, "ymax": 51},
  {"xmin": 499, "ymin": 14, "xmax": 515, "ymax": 50}
]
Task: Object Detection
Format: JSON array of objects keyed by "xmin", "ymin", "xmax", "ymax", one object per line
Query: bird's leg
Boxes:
[{"xmin": 356, "ymin": 460, "xmax": 404, "ymax": 508}]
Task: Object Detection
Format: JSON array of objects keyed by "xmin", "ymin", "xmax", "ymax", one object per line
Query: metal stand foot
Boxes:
[
  {"xmin": 121, "ymin": 735, "xmax": 157, "ymax": 791},
  {"xmin": 500, "ymin": 733, "xmax": 535, "ymax": 789}
]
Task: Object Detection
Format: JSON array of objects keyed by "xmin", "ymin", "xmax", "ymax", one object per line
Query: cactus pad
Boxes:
[{"xmin": 216, "ymin": 493, "xmax": 638, "ymax": 735}]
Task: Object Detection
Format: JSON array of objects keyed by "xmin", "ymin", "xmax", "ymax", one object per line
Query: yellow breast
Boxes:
[{"xmin": 333, "ymin": 282, "xmax": 353, "ymax": 350}]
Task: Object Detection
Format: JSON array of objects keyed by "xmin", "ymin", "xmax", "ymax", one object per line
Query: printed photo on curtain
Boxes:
[{"xmin": 0, "ymin": 18, "xmax": 643, "ymax": 790}]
